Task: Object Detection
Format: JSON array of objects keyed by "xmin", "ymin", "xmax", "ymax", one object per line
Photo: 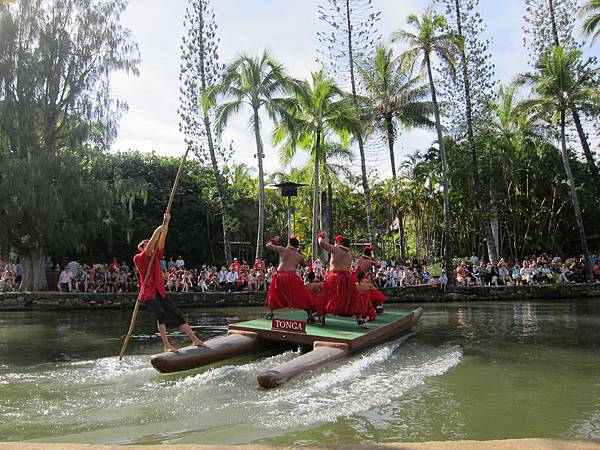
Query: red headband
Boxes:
[
  {"xmin": 288, "ymin": 236, "xmax": 298, "ymax": 242},
  {"xmin": 335, "ymin": 235, "xmax": 344, "ymax": 244},
  {"xmin": 364, "ymin": 245, "xmax": 373, "ymax": 252}
]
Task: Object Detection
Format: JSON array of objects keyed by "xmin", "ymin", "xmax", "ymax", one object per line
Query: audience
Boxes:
[{"xmin": 1, "ymin": 250, "xmax": 599, "ymax": 293}]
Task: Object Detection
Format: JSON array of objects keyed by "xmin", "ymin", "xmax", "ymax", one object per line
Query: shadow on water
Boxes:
[{"xmin": 0, "ymin": 300, "xmax": 599, "ymax": 445}]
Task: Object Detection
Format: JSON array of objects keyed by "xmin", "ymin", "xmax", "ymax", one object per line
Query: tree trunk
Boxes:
[
  {"xmin": 206, "ymin": 211, "xmax": 216, "ymax": 265},
  {"xmin": 571, "ymin": 107, "xmax": 600, "ymax": 194},
  {"xmin": 547, "ymin": 0, "xmax": 560, "ymax": 46},
  {"xmin": 453, "ymin": 0, "xmax": 498, "ymax": 263},
  {"xmin": 386, "ymin": 114, "xmax": 406, "ymax": 262},
  {"xmin": 490, "ymin": 181, "xmax": 500, "ymax": 256},
  {"xmin": 345, "ymin": 0, "xmax": 376, "ymax": 250},
  {"xmin": 559, "ymin": 111, "xmax": 593, "ymax": 282},
  {"xmin": 20, "ymin": 250, "xmax": 47, "ymax": 291},
  {"xmin": 399, "ymin": 211, "xmax": 406, "ymax": 263},
  {"xmin": 252, "ymin": 107, "xmax": 266, "ymax": 260},
  {"xmin": 320, "ymin": 186, "xmax": 330, "ymax": 262},
  {"xmin": 425, "ymin": 53, "xmax": 454, "ymax": 283},
  {"xmin": 311, "ymin": 130, "xmax": 321, "ymax": 260},
  {"xmin": 197, "ymin": 10, "xmax": 233, "ymax": 266},
  {"xmin": 327, "ymin": 180, "xmax": 334, "ymax": 240},
  {"xmin": 203, "ymin": 115, "xmax": 232, "ymax": 265},
  {"xmin": 387, "ymin": 114, "xmax": 397, "ymax": 179}
]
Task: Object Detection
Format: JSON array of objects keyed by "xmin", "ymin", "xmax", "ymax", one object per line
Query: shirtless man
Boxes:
[
  {"xmin": 305, "ymin": 271, "xmax": 323, "ymax": 299},
  {"xmin": 264, "ymin": 236, "xmax": 319, "ymax": 321},
  {"xmin": 317, "ymin": 232, "xmax": 375, "ymax": 328},
  {"xmin": 355, "ymin": 245, "xmax": 379, "ymax": 283},
  {"xmin": 356, "ymin": 271, "xmax": 387, "ymax": 314},
  {"xmin": 133, "ymin": 213, "xmax": 207, "ymax": 353}
]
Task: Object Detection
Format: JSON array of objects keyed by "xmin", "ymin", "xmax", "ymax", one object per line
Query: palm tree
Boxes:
[
  {"xmin": 580, "ymin": 0, "xmax": 600, "ymax": 43},
  {"xmin": 518, "ymin": 46, "xmax": 599, "ymax": 281},
  {"xmin": 357, "ymin": 44, "xmax": 433, "ymax": 262},
  {"xmin": 358, "ymin": 44, "xmax": 434, "ymax": 179},
  {"xmin": 391, "ymin": 8, "xmax": 461, "ymax": 280},
  {"xmin": 211, "ymin": 51, "xmax": 291, "ymax": 259},
  {"xmin": 273, "ymin": 69, "xmax": 361, "ymax": 258}
]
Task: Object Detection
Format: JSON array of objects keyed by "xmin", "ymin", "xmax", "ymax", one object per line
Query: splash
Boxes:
[{"xmin": 255, "ymin": 339, "xmax": 462, "ymax": 428}]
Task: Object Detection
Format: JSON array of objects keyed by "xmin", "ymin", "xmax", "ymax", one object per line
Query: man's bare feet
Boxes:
[
  {"xmin": 164, "ymin": 345, "xmax": 178, "ymax": 353},
  {"xmin": 357, "ymin": 319, "xmax": 369, "ymax": 329},
  {"xmin": 193, "ymin": 339, "xmax": 209, "ymax": 348}
]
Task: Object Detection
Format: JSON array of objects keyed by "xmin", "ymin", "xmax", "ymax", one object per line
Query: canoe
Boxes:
[{"xmin": 150, "ymin": 307, "xmax": 423, "ymax": 387}]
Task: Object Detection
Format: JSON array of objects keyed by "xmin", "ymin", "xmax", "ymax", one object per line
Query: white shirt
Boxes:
[
  {"xmin": 175, "ymin": 258, "xmax": 185, "ymax": 268},
  {"xmin": 59, "ymin": 270, "xmax": 72, "ymax": 284},
  {"xmin": 226, "ymin": 271, "xmax": 238, "ymax": 283}
]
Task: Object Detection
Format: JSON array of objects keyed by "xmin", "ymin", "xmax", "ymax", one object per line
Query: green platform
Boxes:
[{"xmin": 229, "ymin": 308, "xmax": 414, "ymax": 349}]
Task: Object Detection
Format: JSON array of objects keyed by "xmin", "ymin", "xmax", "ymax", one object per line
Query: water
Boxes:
[{"xmin": 1, "ymin": 300, "xmax": 599, "ymax": 445}]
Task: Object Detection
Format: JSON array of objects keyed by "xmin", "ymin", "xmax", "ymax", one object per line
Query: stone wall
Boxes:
[
  {"xmin": 0, "ymin": 291, "xmax": 266, "ymax": 311},
  {"xmin": 1, "ymin": 283, "xmax": 600, "ymax": 311}
]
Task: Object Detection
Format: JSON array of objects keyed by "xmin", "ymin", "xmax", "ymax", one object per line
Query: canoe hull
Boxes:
[{"xmin": 150, "ymin": 330, "xmax": 263, "ymax": 374}]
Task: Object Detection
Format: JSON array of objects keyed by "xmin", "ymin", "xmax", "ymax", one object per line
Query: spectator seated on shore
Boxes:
[
  {"xmin": 456, "ymin": 263, "xmax": 471, "ymax": 287},
  {"xmin": 593, "ymin": 262, "xmax": 600, "ymax": 282},
  {"xmin": 438, "ymin": 270, "xmax": 448, "ymax": 292},
  {"xmin": 1, "ymin": 268, "xmax": 15, "ymax": 292},
  {"xmin": 58, "ymin": 266, "xmax": 72, "ymax": 292},
  {"xmin": 375, "ymin": 268, "xmax": 387, "ymax": 288},
  {"xmin": 226, "ymin": 269, "xmax": 238, "ymax": 292}
]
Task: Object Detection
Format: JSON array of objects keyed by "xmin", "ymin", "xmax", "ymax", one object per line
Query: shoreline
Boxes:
[
  {"xmin": 1, "ymin": 439, "xmax": 599, "ymax": 449},
  {"xmin": 1, "ymin": 283, "xmax": 600, "ymax": 311}
]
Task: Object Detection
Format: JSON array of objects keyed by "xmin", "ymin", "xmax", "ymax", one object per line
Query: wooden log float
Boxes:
[
  {"xmin": 150, "ymin": 330, "xmax": 263, "ymax": 374},
  {"xmin": 256, "ymin": 307, "xmax": 423, "ymax": 388},
  {"xmin": 257, "ymin": 341, "xmax": 350, "ymax": 389}
]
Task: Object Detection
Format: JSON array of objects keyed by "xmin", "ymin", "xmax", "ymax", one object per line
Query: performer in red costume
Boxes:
[
  {"xmin": 356, "ymin": 271, "xmax": 387, "ymax": 314},
  {"xmin": 305, "ymin": 271, "xmax": 323, "ymax": 300},
  {"xmin": 317, "ymin": 232, "xmax": 376, "ymax": 328},
  {"xmin": 133, "ymin": 213, "xmax": 207, "ymax": 353},
  {"xmin": 353, "ymin": 245, "xmax": 379, "ymax": 283},
  {"xmin": 264, "ymin": 236, "xmax": 319, "ymax": 322}
]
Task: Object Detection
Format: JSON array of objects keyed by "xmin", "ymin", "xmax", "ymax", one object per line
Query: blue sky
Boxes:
[{"xmin": 110, "ymin": 0, "xmax": 598, "ymax": 176}]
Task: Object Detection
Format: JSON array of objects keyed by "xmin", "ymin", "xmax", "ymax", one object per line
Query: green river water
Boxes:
[{"xmin": 1, "ymin": 300, "xmax": 599, "ymax": 446}]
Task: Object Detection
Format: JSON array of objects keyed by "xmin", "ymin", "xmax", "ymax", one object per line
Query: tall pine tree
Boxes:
[
  {"xmin": 317, "ymin": 0, "xmax": 381, "ymax": 248},
  {"xmin": 523, "ymin": 0, "xmax": 600, "ymax": 193},
  {"xmin": 179, "ymin": 0, "xmax": 233, "ymax": 264},
  {"xmin": 438, "ymin": 0, "xmax": 499, "ymax": 262}
]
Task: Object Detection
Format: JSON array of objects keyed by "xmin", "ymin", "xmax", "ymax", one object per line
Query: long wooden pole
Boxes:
[{"xmin": 119, "ymin": 148, "xmax": 191, "ymax": 360}]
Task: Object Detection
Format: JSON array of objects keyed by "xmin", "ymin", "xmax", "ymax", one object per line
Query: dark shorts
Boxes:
[{"xmin": 145, "ymin": 296, "xmax": 186, "ymax": 329}]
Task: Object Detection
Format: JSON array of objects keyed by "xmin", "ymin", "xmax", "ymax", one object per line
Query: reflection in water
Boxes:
[
  {"xmin": 0, "ymin": 301, "xmax": 599, "ymax": 445},
  {"xmin": 512, "ymin": 302, "xmax": 539, "ymax": 338}
]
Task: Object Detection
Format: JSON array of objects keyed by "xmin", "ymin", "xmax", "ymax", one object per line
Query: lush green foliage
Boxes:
[
  {"xmin": 0, "ymin": 0, "xmax": 141, "ymax": 289},
  {"xmin": 1, "ymin": 0, "xmax": 600, "ymax": 287}
]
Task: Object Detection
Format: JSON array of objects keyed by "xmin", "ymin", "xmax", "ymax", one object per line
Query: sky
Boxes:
[{"xmin": 110, "ymin": 0, "xmax": 599, "ymax": 177}]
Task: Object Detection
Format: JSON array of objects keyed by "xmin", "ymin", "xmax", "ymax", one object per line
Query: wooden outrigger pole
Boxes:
[{"xmin": 118, "ymin": 148, "xmax": 191, "ymax": 361}]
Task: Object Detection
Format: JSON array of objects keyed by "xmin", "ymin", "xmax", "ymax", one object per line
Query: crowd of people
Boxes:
[{"xmin": 1, "ymin": 251, "xmax": 599, "ymax": 293}]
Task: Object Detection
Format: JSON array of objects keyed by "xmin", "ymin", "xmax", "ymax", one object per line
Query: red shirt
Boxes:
[
  {"xmin": 253, "ymin": 260, "xmax": 264, "ymax": 271},
  {"xmin": 230, "ymin": 261, "xmax": 241, "ymax": 273},
  {"xmin": 133, "ymin": 247, "xmax": 166, "ymax": 302}
]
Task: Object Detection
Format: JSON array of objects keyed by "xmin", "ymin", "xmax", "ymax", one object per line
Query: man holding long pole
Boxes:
[{"xmin": 133, "ymin": 212, "xmax": 206, "ymax": 353}]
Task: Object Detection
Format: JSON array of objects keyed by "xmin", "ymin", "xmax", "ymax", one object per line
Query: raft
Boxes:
[{"xmin": 150, "ymin": 307, "xmax": 423, "ymax": 388}]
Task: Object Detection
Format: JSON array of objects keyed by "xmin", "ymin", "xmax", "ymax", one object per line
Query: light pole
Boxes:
[{"xmin": 267, "ymin": 181, "xmax": 307, "ymax": 238}]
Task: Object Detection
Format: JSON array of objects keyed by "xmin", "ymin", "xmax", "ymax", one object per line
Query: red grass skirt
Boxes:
[
  {"xmin": 265, "ymin": 271, "xmax": 319, "ymax": 310},
  {"xmin": 320, "ymin": 270, "xmax": 375, "ymax": 320},
  {"xmin": 360, "ymin": 289, "xmax": 387, "ymax": 307}
]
